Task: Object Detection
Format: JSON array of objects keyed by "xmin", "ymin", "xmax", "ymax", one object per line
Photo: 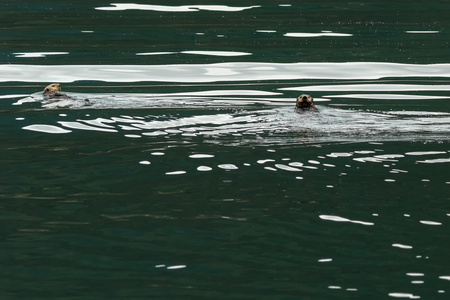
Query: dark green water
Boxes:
[{"xmin": 1, "ymin": 1, "xmax": 450, "ymax": 299}]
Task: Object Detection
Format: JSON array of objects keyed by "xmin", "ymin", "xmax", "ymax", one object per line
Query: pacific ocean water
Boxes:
[{"xmin": 1, "ymin": 1, "xmax": 449, "ymax": 299}]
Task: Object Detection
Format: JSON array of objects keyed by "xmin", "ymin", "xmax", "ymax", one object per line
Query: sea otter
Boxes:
[
  {"xmin": 295, "ymin": 94, "xmax": 318, "ymax": 112},
  {"xmin": 43, "ymin": 83, "xmax": 72, "ymax": 99},
  {"xmin": 43, "ymin": 83, "xmax": 90, "ymax": 105}
]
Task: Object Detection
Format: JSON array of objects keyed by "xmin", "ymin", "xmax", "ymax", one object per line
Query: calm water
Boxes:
[{"xmin": 1, "ymin": 1, "xmax": 450, "ymax": 299}]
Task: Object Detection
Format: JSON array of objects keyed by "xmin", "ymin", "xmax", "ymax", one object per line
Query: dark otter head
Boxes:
[
  {"xmin": 296, "ymin": 94, "xmax": 315, "ymax": 110},
  {"xmin": 43, "ymin": 83, "xmax": 61, "ymax": 95}
]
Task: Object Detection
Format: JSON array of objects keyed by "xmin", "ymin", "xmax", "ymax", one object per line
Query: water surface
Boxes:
[{"xmin": 1, "ymin": 1, "xmax": 450, "ymax": 299}]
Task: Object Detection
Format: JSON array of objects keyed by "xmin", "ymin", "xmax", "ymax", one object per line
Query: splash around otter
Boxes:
[{"xmin": 295, "ymin": 94, "xmax": 318, "ymax": 112}]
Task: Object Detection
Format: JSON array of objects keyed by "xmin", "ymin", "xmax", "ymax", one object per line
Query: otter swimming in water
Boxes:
[
  {"xmin": 43, "ymin": 83, "xmax": 74, "ymax": 99},
  {"xmin": 43, "ymin": 83, "xmax": 90, "ymax": 105},
  {"xmin": 295, "ymin": 94, "xmax": 318, "ymax": 112}
]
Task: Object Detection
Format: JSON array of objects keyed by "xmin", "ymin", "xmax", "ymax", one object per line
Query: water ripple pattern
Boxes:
[
  {"xmin": 2, "ymin": 1, "xmax": 450, "ymax": 299},
  {"xmin": 3, "ymin": 62, "xmax": 450, "ymax": 82}
]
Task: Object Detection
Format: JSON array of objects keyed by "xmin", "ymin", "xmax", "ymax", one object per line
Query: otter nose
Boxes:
[{"xmin": 302, "ymin": 96, "xmax": 308, "ymax": 100}]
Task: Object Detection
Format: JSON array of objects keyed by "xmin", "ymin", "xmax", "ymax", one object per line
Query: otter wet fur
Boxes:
[
  {"xmin": 43, "ymin": 83, "xmax": 73, "ymax": 99},
  {"xmin": 43, "ymin": 83, "xmax": 90, "ymax": 105},
  {"xmin": 295, "ymin": 94, "xmax": 318, "ymax": 112}
]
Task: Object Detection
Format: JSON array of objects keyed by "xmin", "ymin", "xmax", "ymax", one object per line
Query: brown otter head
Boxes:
[
  {"xmin": 296, "ymin": 94, "xmax": 317, "ymax": 111},
  {"xmin": 43, "ymin": 83, "xmax": 61, "ymax": 95}
]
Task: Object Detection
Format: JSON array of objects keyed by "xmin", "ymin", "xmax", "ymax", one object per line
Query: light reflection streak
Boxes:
[
  {"xmin": 325, "ymin": 94, "xmax": 450, "ymax": 100},
  {"xmin": 3, "ymin": 62, "xmax": 450, "ymax": 83},
  {"xmin": 388, "ymin": 292, "xmax": 420, "ymax": 299},
  {"xmin": 319, "ymin": 215, "xmax": 374, "ymax": 226},
  {"xmin": 281, "ymin": 84, "xmax": 450, "ymax": 92},
  {"xmin": 95, "ymin": 4, "xmax": 260, "ymax": 12},
  {"xmin": 284, "ymin": 32, "xmax": 352, "ymax": 37}
]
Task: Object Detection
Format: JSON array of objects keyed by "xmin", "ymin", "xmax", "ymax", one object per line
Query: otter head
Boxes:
[
  {"xmin": 43, "ymin": 83, "xmax": 61, "ymax": 95},
  {"xmin": 296, "ymin": 94, "xmax": 315, "ymax": 110}
]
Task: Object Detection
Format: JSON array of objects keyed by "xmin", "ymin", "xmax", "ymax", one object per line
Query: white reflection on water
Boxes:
[
  {"xmin": 284, "ymin": 31, "xmax": 352, "ymax": 37},
  {"xmin": 281, "ymin": 84, "xmax": 450, "ymax": 92},
  {"xmin": 319, "ymin": 215, "xmax": 374, "ymax": 226},
  {"xmin": 256, "ymin": 30, "xmax": 277, "ymax": 33},
  {"xmin": 95, "ymin": 4, "xmax": 260, "ymax": 12},
  {"xmin": 419, "ymin": 220, "xmax": 442, "ymax": 226},
  {"xmin": 58, "ymin": 121, "xmax": 118, "ymax": 132},
  {"xmin": 405, "ymin": 151, "xmax": 446, "ymax": 156},
  {"xmin": 136, "ymin": 52, "xmax": 176, "ymax": 56},
  {"xmin": 3, "ymin": 62, "xmax": 450, "ymax": 82},
  {"xmin": 22, "ymin": 124, "xmax": 71, "ymax": 134},
  {"xmin": 406, "ymin": 273, "xmax": 424, "ymax": 277},
  {"xmin": 388, "ymin": 292, "xmax": 420, "ymax": 299},
  {"xmin": 0, "ymin": 94, "xmax": 29, "ymax": 99},
  {"xmin": 325, "ymin": 94, "xmax": 450, "ymax": 100},
  {"xmin": 417, "ymin": 158, "xmax": 450, "ymax": 164},
  {"xmin": 406, "ymin": 31, "xmax": 439, "ymax": 34},
  {"xmin": 17, "ymin": 103, "xmax": 450, "ymax": 143},
  {"xmin": 13, "ymin": 52, "xmax": 69, "ymax": 58},
  {"xmin": 181, "ymin": 51, "xmax": 251, "ymax": 57},
  {"xmin": 189, "ymin": 154, "xmax": 214, "ymax": 158},
  {"xmin": 165, "ymin": 171, "xmax": 186, "ymax": 175},
  {"xmin": 136, "ymin": 51, "xmax": 252, "ymax": 57},
  {"xmin": 392, "ymin": 244, "xmax": 413, "ymax": 249}
]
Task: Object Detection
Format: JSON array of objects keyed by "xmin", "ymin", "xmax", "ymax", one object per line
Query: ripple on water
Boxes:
[
  {"xmin": 218, "ymin": 164, "xmax": 239, "ymax": 170},
  {"xmin": 319, "ymin": 215, "xmax": 374, "ymax": 226},
  {"xmin": 284, "ymin": 31, "xmax": 352, "ymax": 38},
  {"xmin": 22, "ymin": 124, "xmax": 71, "ymax": 134},
  {"xmin": 197, "ymin": 166, "xmax": 212, "ymax": 171},
  {"xmin": 392, "ymin": 244, "xmax": 413, "ymax": 249},
  {"xmin": 165, "ymin": 171, "xmax": 186, "ymax": 175},
  {"xmin": 5, "ymin": 62, "xmax": 450, "ymax": 83},
  {"xmin": 274, "ymin": 164, "xmax": 302, "ymax": 172},
  {"xmin": 151, "ymin": 152, "xmax": 165, "ymax": 156},
  {"xmin": 189, "ymin": 154, "xmax": 215, "ymax": 158},
  {"xmin": 419, "ymin": 220, "xmax": 442, "ymax": 226},
  {"xmin": 95, "ymin": 4, "xmax": 260, "ymax": 12},
  {"xmin": 388, "ymin": 292, "xmax": 420, "ymax": 299}
]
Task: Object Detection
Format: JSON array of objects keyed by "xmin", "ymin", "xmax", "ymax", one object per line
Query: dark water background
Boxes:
[{"xmin": 1, "ymin": 1, "xmax": 450, "ymax": 299}]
